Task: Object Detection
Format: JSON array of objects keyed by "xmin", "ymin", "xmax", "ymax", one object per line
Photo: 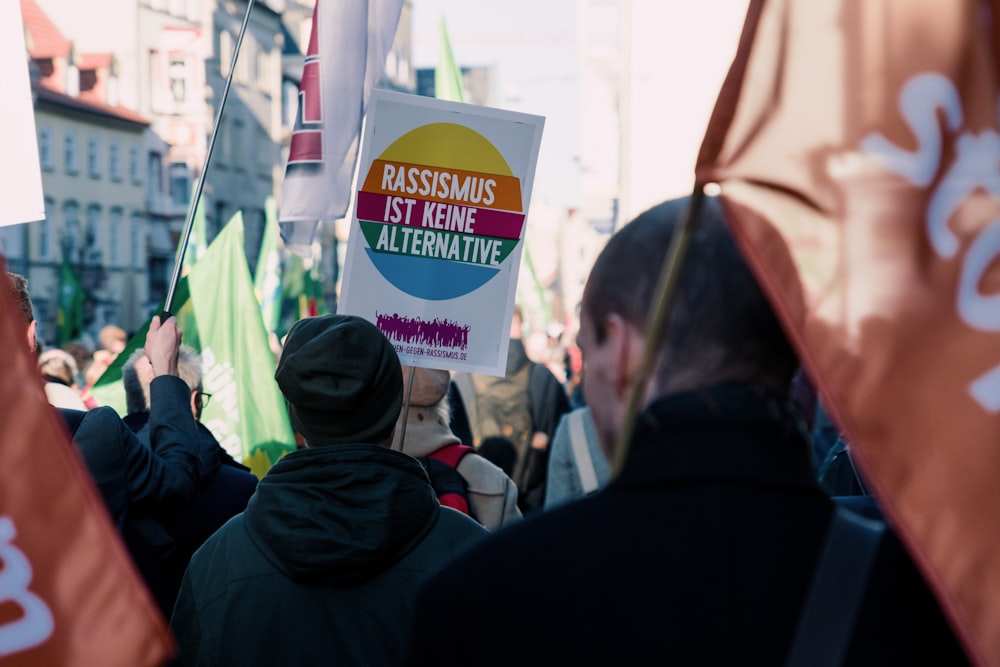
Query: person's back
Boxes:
[
  {"xmin": 406, "ymin": 196, "xmax": 968, "ymax": 666},
  {"xmin": 396, "ymin": 365, "xmax": 521, "ymax": 532},
  {"xmin": 121, "ymin": 346, "xmax": 258, "ymax": 617},
  {"xmin": 543, "ymin": 405, "xmax": 610, "ymax": 509},
  {"xmin": 455, "ymin": 307, "xmax": 571, "ymax": 514},
  {"xmin": 171, "ymin": 315, "xmax": 486, "ymax": 666}
]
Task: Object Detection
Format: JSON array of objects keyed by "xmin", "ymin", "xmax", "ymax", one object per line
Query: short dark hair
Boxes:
[
  {"xmin": 581, "ymin": 195, "xmax": 798, "ymax": 394},
  {"xmin": 6, "ymin": 272, "xmax": 34, "ymax": 327}
]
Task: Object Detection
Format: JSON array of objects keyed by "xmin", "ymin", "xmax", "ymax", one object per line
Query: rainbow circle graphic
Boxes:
[{"xmin": 356, "ymin": 123, "xmax": 525, "ymax": 301}]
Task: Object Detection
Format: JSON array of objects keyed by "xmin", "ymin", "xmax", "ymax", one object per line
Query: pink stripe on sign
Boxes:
[{"xmin": 356, "ymin": 191, "xmax": 525, "ymax": 240}]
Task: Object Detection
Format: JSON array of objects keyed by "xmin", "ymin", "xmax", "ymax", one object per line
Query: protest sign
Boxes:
[
  {"xmin": 1, "ymin": 0, "xmax": 44, "ymax": 227},
  {"xmin": 339, "ymin": 90, "xmax": 544, "ymax": 375}
]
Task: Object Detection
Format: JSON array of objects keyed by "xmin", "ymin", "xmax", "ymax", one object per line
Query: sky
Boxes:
[{"xmin": 408, "ymin": 0, "xmax": 581, "ymax": 213}]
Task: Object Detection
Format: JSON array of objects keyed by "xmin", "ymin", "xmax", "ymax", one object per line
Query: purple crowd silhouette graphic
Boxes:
[{"xmin": 376, "ymin": 311, "xmax": 470, "ymax": 350}]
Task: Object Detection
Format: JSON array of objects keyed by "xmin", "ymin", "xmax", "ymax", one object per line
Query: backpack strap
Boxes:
[
  {"xmin": 428, "ymin": 443, "xmax": 476, "ymax": 468},
  {"xmin": 785, "ymin": 505, "xmax": 886, "ymax": 667},
  {"xmin": 426, "ymin": 444, "xmax": 476, "ymax": 515},
  {"xmin": 567, "ymin": 410, "xmax": 598, "ymax": 494}
]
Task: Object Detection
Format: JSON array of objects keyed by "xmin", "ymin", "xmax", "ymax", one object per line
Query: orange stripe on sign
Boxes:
[{"xmin": 362, "ymin": 159, "xmax": 523, "ymax": 212}]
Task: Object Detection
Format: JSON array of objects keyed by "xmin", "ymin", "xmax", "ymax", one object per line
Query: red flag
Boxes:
[
  {"xmin": 278, "ymin": 0, "xmax": 405, "ymax": 256},
  {"xmin": 0, "ymin": 267, "xmax": 174, "ymax": 664},
  {"xmin": 697, "ymin": 1, "xmax": 1000, "ymax": 665}
]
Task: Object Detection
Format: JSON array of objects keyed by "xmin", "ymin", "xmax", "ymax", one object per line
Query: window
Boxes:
[
  {"xmin": 257, "ymin": 126, "xmax": 271, "ymax": 177},
  {"xmin": 109, "ymin": 142, "xmax": 122, "ymax": 181},
  {"xmin": 169, "ymin": 163, "xmax": 190, "ymax": 206},
  {"xmin": 213, "ymin": 201, "xmax": 227, "ymax": 233},
  {"xmin": 65, "ymin": 131, "xmax": 78, "ymax": 174},
  {"xmin": 130, "ymin": 212, "xmax": 144, "ymax": 268},
  {"xmin": 110, "ymin": 207, "xmax": 124, "ymax": 266},
  {"xmin": 63, "ymin": 201, "xmax": 80, "ymax": 255},
  {"xmin": 86, "ymin": 204, "xmax": 102, "ymax": 258},
  {"xmin": 88, "ymin": 136, "xmax": 101, "ymax": 178},
  {"xmin": 219, "ymin": 30, "xmax": 233, "ymax": 77},
  {"xmin": 170, "ymin": 57, "xmax": 187, "ymax": 103},
  {"xmin": 129, "ymin": 146, "xmax": 142, "ymax": 184},
  {"xmin": 256, "ymin": 47, "xmax": 269, "ymax": 89},
  {"xmin": 236, "ymin": 38, "xmax": 250, "ymax": 84},
  {"xmin": 39, "ymin": 127, "xmax": 54, "ymax": 171},
  {"xmin": 244, "ymin": 38, "xmax": 257, "ymax": 86},
  {"xmin": 40, "ymin": 198, "xmax": 54, "ymax": 260},
  {"xmin": 282, "ymin": 79, "xmax": 298, "ymax": 128},
  {"xmin": 147, "ymin": 152, "xmax": 162, "ymax": 201},
  {"xmin": 232, "ymin": 119, "xmax": 245, "ymax": 171}
]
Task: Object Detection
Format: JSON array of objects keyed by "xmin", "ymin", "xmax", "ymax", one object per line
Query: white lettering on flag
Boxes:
[
  {"xmin": 0, "ymin": 517, "xmax": 54, "ymax": 656},
  {"xmin": 862, "ymin": 72, "xmax": 1000, "ymax": 413}
]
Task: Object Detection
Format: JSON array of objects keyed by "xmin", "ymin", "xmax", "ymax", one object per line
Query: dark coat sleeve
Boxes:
[
  {"xmin": 126, "ymin": 375, "xmax": 202, "ymax": 512},
  {"xmin": 528, "ymin": 363, "xmax": 571, "ymax": 440},
  {"xmin": 68, "ymin": 375, "xmax": 201, "ymax": 527},
  {"xmin": 517, "ymin": 364, "xmax": 572, "ymax": 514}
]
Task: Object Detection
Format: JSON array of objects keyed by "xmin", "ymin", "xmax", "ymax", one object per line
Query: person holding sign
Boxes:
[{"xmin": 6, "ymin": 272, "xmax": 203, "ymax": 531}]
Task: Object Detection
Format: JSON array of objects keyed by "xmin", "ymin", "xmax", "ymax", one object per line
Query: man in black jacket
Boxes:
[
  {"xmin": 7, "ymin": 272, "xmax": 202, "ymax": 531},
  {"xmin": 406, "ymin": 196, "xmax": 969, "ymax": 666},
  {"xmin": 170, "ymin": 314, "xmax": 486, "ymax": 665},
  {"xmin": 121, "ymin": 345, "xmax": 258, "ymax": 619}
]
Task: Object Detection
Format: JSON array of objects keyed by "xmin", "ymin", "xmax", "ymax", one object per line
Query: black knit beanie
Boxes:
[{"xmin": 275, "ymin": 314, "xmax": 403, "ymax": 445}]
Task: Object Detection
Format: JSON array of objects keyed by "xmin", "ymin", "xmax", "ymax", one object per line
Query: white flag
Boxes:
[
  {"xmin": 2, "ymin": 1, "xmax": 45, "ymax": 227},
  {"xmin": 279, "ymin": 0, "xmax": 404, "ymax": 256}
]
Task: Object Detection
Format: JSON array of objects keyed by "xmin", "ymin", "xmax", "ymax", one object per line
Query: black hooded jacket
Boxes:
[{"xmin": 170, "ymin": 444, "xmax": 487, "ymax": 666}]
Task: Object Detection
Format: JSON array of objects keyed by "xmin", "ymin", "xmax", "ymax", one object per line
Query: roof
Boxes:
[
  {"xmin": 20, "ymin": 0, "xmax": 70, "ymax": 59},
  {"xmin": 77, "ymin": 52, "xmax": 113, "ymax": 70},
  {"xmin": 34, "ymin": 83, "xmax": 150, "ymax": 127}
]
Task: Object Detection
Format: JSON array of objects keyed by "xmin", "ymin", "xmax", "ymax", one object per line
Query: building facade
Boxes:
[
  {"xmin": 12, "ymin": 0, "xmax": 417, "ymax": 342},
  {"xmin": 5, "ymin": 0, "xmax": 169, "ymax": 345}
]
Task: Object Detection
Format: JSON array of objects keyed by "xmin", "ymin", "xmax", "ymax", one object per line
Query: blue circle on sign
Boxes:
[{"xmin": 365, "ymin": 249, "xmax": 501, "ymax": 301}]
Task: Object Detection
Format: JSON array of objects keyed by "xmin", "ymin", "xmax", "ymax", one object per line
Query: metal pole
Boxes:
[
  {"xmin": 162, "ymin": 0, "xmax": 257, "ymax": 316},
  {"xmin": 395, "ymin": 365, "xmax": 417, "ymax": 451},
  {"xmin": 610, "ymin": 185, "xmax": 706, "ymax": 477}
]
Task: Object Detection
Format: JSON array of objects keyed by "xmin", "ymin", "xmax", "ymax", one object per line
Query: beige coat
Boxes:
[{"xmin": 398, "ymin": 405, "xmax": 522, "ymax": 532}]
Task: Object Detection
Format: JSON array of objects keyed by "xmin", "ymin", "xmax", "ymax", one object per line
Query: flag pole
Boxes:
[
  {"xmin": 610, "ymin": 184, "xmax": 706, "ymax": 477},
  {"xmin": 162, "ymin": 0, "xmax": 257, "ymax": 316},
  {"xmin": 395, "ymin": 365, "xmax": 417, "ymax": 451}
]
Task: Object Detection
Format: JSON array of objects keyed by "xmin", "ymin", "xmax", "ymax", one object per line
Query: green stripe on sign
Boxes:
[{"xmin": 360, "ymin": 220, "xmax": 519, "ymax": 267}]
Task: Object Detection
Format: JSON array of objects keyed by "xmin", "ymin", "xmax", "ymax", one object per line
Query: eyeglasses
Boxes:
[{"xmin": 198, "ymin": 392, "xmax": 212, "ymax": 408}]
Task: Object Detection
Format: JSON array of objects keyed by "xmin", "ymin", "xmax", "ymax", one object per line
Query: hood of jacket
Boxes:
[{"xmin": 243, "ymin": 443, "xmax": 440, "ymax": 586}]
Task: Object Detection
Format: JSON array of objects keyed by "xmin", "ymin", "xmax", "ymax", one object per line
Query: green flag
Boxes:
[
  {"xmin": 254, "ymin": 196, "xmax": 283, "ymax": 333},
  {"xmin": 521, "ymin": 239, "xmax": 552, "ymax": 323},
  {"xmin": 179, "ymin": 186, "xmax": 208, "ymax": 272},
  {"xmin": 435, "ymin": 14, "xmax": 465, "ymax": 102},
  {"xmin": 91, "ymin": 212, "xmax": 296, "ymax": 478},
  {"xmin": 57, "ymin": 258, "xmax": 85, "ymax": 344}
]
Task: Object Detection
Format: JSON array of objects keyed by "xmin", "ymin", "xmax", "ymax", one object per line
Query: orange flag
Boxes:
[
  {"xmin": 696, "ymin": 1, "xmax": 1000, "ymax": 665},
  {"xmin": 0, "ymin": 269, "xmax": 174, "ymax": 664}
]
